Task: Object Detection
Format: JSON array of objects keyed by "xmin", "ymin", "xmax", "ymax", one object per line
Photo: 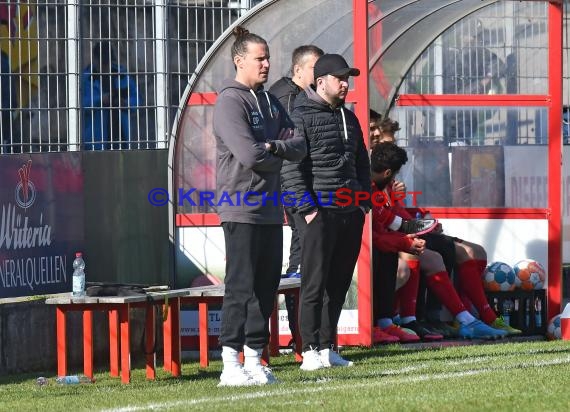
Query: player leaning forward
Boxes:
[
  {"xmin": 283, "ymin": 54, "xmax": 371, "ymax": 370},
  {"xmin": 213, "ymin": 26, "xmax": 306, "ymax": 386}
]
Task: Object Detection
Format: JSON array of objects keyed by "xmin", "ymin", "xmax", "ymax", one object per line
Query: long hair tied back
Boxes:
[
  {"xmin": 231, "ymin": 25, "xmax": 267, "ymax": 59},
  {"xmin": 233, "ymin": 26, "xmax": 250, "ymax": 38}
]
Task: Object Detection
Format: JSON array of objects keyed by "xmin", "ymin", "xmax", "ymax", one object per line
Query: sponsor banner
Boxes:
[
  {"xmin": 504, "ymin": 146, "xmax": 570, "ymax": 261},
  {"xmin": 0, "ymin": 153, "xmax": 84, "ymax": 298},
  {"xmin": 504, "ymin": 146, "xmax": 547, "ymax": 209},
  {"xmin": 180, "ymin": 309, "xmax": 359, "ymax": 338}
]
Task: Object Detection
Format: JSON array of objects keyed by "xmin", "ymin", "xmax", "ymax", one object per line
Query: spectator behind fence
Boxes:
[
  {"xmin": 0, "ymin": 47, "xmax": 14, "ymax": 152},
  {"xmin": 0, "ymin": 6, "xmax": 17, "ymax": 153},
  {"xmin": 82, "ymin": 43, "xmax": 139, "ymax": 150}
]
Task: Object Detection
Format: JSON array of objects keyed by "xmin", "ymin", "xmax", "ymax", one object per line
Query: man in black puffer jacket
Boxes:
[
  {"xmin": 285, "ymin": 54, "xmax": 371, "ymax": 370},
  {"xmin": 269, "ymin": 45, "xmax": 323, "ymax": 344}
]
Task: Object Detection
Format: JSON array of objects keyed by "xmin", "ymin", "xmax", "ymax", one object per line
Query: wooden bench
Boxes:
[
  {"xmin": 45, "ymin": 289, "xmax": 188, "ymax": 384},
  {"xmin": 45, "ymin": 278, "xmax": 301, "ymax": 383},
  {"xmin": 162, "ymin": 277, "xmax": 302, "ymax": 372}
]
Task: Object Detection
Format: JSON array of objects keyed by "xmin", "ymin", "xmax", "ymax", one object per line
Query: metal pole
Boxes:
[
  {"xmin": 155, "ymin": 0, "xmax": 168, "ymax": 149},
  {"xmin": 352, "ymin": 0, "xmax": 372, "ymax": 347},
  {"xmin": 547, "ymin": 0, "xmax": 563, "ymax": 321},
  {"xmin": 67, "ymin": 0, "xmax": 80, "ymax": 151}
]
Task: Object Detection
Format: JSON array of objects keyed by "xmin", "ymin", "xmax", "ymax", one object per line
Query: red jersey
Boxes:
[{"xmin": 371, "ymin": 182, "xmax": 414, "ymax": 253}]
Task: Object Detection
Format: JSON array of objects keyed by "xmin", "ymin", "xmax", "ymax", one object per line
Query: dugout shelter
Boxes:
[{"xmin": 170, "ymin": 0, "xmax": 567, "ymax": 346}]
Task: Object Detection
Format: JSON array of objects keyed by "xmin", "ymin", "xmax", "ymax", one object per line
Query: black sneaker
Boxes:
[
  {"xmin": 398, "ymin": 219, "xmax": 437, "ymax": 235},
  {"xmin": 425, "ymin": 320, "xmax": 460, "ymax": 338},
  {"xmin": 401, "ymin": 320, "xmax": 444, "ymax": 341}
]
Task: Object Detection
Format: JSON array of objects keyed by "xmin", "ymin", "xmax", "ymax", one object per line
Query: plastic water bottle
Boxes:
[
  {"xmin": 56, "ymin": 375, "xmax": 94, "ymax": 385},
  {"xmin": 72, "ymin": 252, "xmax": 86, "ymax": 297},
  {"xmin": 502, "ymin": 299, "xmax": 514, "ymax": 326},
  {"xmin": 36, "ymin": 377, "xmax": 48, "ymax": 386}
]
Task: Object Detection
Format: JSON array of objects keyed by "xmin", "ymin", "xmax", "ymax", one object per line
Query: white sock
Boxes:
[
  {"xmin": 456, "ymin": 310, "xmax": 476, "ymax": 325},
  {"xmin": 243, "ymin": 345, "xmax": 262, "ymax": 369},
  {"xmin": 221, "ymin": 346, "xmax": 241, "ymax": 370},
  {"xmin": 400, "ymin": 316, "xmax": 416, "ymax": 324}
]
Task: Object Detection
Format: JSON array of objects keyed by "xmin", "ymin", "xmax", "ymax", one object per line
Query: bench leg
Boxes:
[
  {"xmin": 261, "ymin": 346, "xmax": 269, "ymax": 366},
  {"xmin": 199, "ymin": 301, "xmax": 209, "ymax": 368},
  {"xmin": 145, "ymin": 305, "xmax": 156, "ymax": 380},
  {"xmin": 119, "ymin": 304, "xmax": 131, "ymax": 384},
  {"xmin": 170, "ymin": 298, "xmax": 181, "ymax": 377},
  {"xmin": 269, "ymin": 298, "xmax": 279, "ymax": 358},
  {"xmin": 109, "ymin": 310, "xmax": 119, "ymax": 377},
  {"xmin": 163, "ymin": 300, "xmax": 172, "ymax": 372},
  {"xmin": 83, "ymin": 310, "xmax": 93, "ymax": 379},
  {"xmin": 56, "ymin": 307, "xmax": 67, "ymax": 377}
]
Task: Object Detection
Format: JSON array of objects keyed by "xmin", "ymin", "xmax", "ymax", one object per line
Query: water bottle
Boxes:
[
  {"xmin": 502, "ymin": 299, "xmax": 514, "ymax": 326},
  {"xmin": 36, "ymin": 377, "xmax": 48, "ymax": 386},
  {"xmin": 72, "ymin": 252, "xmax": 86, "ymax": 297},
  {"xmin": 56, "ymin": 375, "xmax": 94, "ymax": 385}
]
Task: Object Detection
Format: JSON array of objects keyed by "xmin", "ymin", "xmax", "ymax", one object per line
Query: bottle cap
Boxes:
[{"xmin": 75, "ymin": 252, "xmax": 82, "ymax": 258}]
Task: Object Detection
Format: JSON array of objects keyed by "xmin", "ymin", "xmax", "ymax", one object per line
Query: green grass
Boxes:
[{"xmin": 2, "ymin": 340, "xmax": 570, "ymax": 412}]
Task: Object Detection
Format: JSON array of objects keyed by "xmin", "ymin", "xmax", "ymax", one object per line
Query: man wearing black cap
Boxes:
[{"xmin": 283, "ymin": 53, "xmax": 371, "ymax": 370}]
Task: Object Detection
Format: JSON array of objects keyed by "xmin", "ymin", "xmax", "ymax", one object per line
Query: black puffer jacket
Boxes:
[
  {"xmin": 268, "ymin": 77, "xmax": 301, "ymax": 114},
  {"xmin": 283, "ymin": 86, "xmax": 371, "ymax": 214}
]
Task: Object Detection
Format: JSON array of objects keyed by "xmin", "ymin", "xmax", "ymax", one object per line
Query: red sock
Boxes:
[
  {"xmin": 458, "ymin": 291, "xmax": 473, "ymax": 313},
  {"xmin": 425, "ymin": 271, "xmax": 466, "ymax": 317},
  {"xmin": 457, "ymin": 260, "xmax": 497, "ymax": 324},
  {"xmin": 397, "ymin": 259, "xmax": 420, "ymax": 317}
]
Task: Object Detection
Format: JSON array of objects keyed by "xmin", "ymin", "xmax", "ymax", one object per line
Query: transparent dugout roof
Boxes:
[
  {"xmin": 171, "ymin": 0, "xmax": 553, "ymax": 213},
  {"xmin": 182, "ymin": 0, "xmax": 516, "ymax": 100}
]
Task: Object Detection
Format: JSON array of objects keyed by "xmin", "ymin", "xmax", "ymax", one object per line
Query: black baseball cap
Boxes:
[{"xmin": 313, "ymin": 54, "xmax": 360, "ymax": 79}]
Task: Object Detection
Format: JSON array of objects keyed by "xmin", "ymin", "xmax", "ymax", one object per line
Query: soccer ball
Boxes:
[
  {"xmin": 546, "ymin": 314, "xmax": 562, "ymax": 340},
  {"xmin": 513, "ymin": 259, "xmax": 546, "ymax": 290},
  {"xmin": 482, "ymin": 262, "xmax": 516, "ymax": 292}
]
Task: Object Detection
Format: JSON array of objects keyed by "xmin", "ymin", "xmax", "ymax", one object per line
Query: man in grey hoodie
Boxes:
[{"xmin": 213, "ymin": 26, "xmax": 306, "ymax": 387}]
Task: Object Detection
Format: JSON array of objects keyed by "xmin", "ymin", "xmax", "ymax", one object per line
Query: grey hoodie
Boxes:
[{"xmin": 213, "ymin": 79, "xmax": 306, "ymax": 224}]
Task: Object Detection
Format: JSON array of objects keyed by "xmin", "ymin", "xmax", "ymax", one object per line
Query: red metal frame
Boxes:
[
  {"xmin": 353, "ymin": 0, "xmax": 373, "ymax": 347},
  {"xmin": 418, "ymin": 207, "xmax": 550, "ymax": 220},
  {"xmin": 187, "ymin": 92, "xmax": 217, "ymax": 105},
  {"xmin": 397, "ymin": 94, "xmax": 551, "ymax": 107},
  {"xmin": 547, "ymin": 1, "xmax": 563, "ymax": 321}
]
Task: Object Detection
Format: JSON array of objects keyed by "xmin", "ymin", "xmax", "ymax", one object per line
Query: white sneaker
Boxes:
[
  {"xmin": 320, "ymin": 348, "xmax": 354, "ymax": 367},
  {"xmin": 300, "ymin": 348, "xmax": 325, "ymax": 371},
  {"xmin": 244, "ymin": 364, "xmax": 278, "ymax": 385},
  {"xmin": 218, "ymin": 366, "xmax": 255, "ymax": 387}
]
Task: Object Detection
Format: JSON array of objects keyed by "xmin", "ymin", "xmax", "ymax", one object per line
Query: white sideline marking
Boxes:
[
  {"xmin": 374, "ymin": 363, "xmax": 429, "ymax": 375},
  {"xmin": 103, "ymin": 356, "xmax": 570, "ymax": 412},
  {"xmin": 447, "ymin": 356, "xmax": 490, "ymax": 365}
]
